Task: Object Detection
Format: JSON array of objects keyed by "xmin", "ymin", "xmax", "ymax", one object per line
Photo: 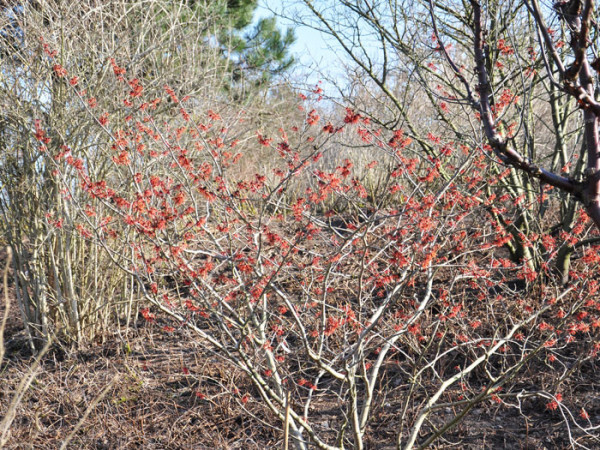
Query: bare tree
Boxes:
[
  {"xmin": 0, "ymin": 0, "xmax": 274, "ymax": 348},
  {"xmin": 276, "ymin": 0, "xmax": 600, "ymax": 281}
]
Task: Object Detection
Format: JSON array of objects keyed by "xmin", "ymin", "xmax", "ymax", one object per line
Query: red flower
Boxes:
[
  {"xmin": 257, "ymin": 134, "xmax": 273, "ymax": 147},
  {"xmin": 128, "ymin": 78, "xmax": 143, "ymax": 97},
  {"xmin": 307, "ymin": 109, "xmax": 320, "ymax": 125},
  {"xmin": 53, "ymin": 64, "xmax": 67, "ymax": 78},
  {"xmin": 140, "ymin": 308, "xmax": 156, "ymax": 322},
  {"xmin": 164, "ymin": 84, "xmax": 179, "ymax": 103},
  {"xmin": 343, "ymin": 108, "xmax": 361, "ymax": 124},
  {"xmin": 98, "ymin": 112, "xmax": 109, "ymax": 126},
  {"xmin": 207, "ymin": 110, "xmax": 221, "ymax": 121},
  {"xmin": 110, "ymin": 58, "xmax": 126, "ymax": 77},
  {"xmin": 546, "ymin": 400, "xmax": 558, "ymax": 411}
]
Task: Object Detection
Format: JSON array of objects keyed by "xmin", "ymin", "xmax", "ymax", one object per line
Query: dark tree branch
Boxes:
[
  {"xmin": 428, "ymin": 0, "xmax": 480, "ymax": 110},
  {"xmin": 477, "ymin": 0, "xmax": 600, "ymax": 229},
  {"xmin": 470, "ymin": 0, "xmax": 580, "ymax": 196}
]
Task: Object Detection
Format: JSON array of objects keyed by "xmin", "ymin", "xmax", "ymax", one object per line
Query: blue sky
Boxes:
[{"xmin": 254, "ymin": 1, "xmax": 345, "ymax": 90}]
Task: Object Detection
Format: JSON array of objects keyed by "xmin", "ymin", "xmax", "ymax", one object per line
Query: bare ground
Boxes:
[
  {"xmin": 2, "ymin": 309, "xmax": 600, "ymax": 449},
  {"xmin": 1, "ymin": 252, "xmax": 600, "ymax": 448}
]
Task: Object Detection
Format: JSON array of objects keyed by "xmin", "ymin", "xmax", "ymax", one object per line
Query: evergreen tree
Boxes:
[{"xmin": 187, "ymin": 0, "xmax": 295, "ymax": 92}]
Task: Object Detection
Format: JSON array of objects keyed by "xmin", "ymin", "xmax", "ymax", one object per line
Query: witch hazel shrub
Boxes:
[{"xmin": 40, "ymin": 48, "xmax": 600, "ymax": 448}]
